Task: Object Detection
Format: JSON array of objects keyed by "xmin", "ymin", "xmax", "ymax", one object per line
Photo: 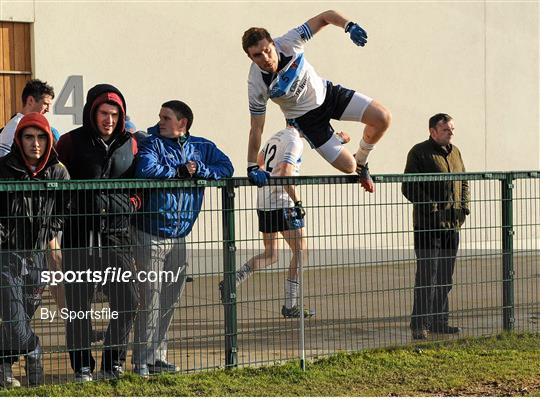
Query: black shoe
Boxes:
[
  {"xmin": 147, "ymin": 360, "xmax": 179, "ymax": 374},
  {"xmin": 281, "ymin": 305, "xmax": 316, "ymax": 319},
  {"xmin": 356, "ymin": 163, "xmax": 375, "ymax": 193},
  {"xmin": 99, "ymin": 364, "xmax": 124, "ymax": 380},
  {"xmin": 25, "ymin": 344, "xmax": 44, "ymax": 386},
  {"xmin": 411, "ymin": 329, "xmax": 429, "ymax": 340},
  {"xmin": 429, "ymin": 324, "xmax": 461, "ymax": 334}
]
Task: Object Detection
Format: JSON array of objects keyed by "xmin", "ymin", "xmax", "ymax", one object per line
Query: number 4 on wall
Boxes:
[{"xmin": 54, "ymin": 75, "xmax": 84, "ymax": 125}]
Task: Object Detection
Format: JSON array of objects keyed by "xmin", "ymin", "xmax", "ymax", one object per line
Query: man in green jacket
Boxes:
[{"xmin": 402, "ymin": 113, "xmax": 470, "ymax": 340}]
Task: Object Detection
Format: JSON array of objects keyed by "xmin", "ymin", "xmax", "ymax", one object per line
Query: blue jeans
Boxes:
[{"xmin": 0, "ymin": 253, "xmax": 45, "ymax": 364}]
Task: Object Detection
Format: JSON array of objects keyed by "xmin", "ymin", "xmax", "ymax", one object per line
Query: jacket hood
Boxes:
[
  {"xmin": 83, "ymin": 83, "xmax": 127, "ymax": 137},
  {"xmin": 13, "ymin": 112, "xmax": 54, "ymax": 176}
]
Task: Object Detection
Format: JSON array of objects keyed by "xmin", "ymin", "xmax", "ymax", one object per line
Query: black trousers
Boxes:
[
  {"xmin": 411, "ymin": 229, "xmax": 459, "ymax": 330},
  {"xmin": 0, "ymin": 258, "xmax": 44, "ymax": 364},
  {"xmin": 63, "ymin": 233, "xmax": 138, "ymax": 372}
]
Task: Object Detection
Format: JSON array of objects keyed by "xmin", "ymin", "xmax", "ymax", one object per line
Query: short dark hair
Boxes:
[
  {"xmin": 162, "ymin": 100, "xmax": 194, "ymax": 132},
  {"xmin": 429, "ymin": 113, "xmax": 453, "ymax": 129},
  {"xmin": 242, "ymin": 27, "xmax": 273, "ymax": 54},
  {"xmin": 21, "ymin": 79, "xmax": 55, "ymax": 105}
]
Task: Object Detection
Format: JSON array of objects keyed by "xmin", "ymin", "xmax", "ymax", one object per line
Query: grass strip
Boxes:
[{"xmin": 3, "ymin": 332, "xmax": 540, "ymax": 397}]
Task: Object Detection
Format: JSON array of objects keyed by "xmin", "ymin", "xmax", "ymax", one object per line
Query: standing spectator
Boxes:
[
  {"xmin": 0, "ymin": 113, "xmax": 69, "ymax": 387},
  {"xmin": 402, "ymin": 113, "xmax": 470, "ymax": 340},
  {"xmin": 132, "ymin": 100, "xmax": 233, "ymax": 376},
  {"xmin": 0, "ymin": 79, "xmax": 54, "ymax": 157},
  {"xmin": 56, "ymin": 84, "xmax": 139, "ymax": 382},
  {"xmin": 242, "ymin": 10, "xmax": 391, "ymax": 192}
]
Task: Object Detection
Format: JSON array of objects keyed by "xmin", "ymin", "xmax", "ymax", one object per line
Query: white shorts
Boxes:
[{"xmin": 315, "ymin": 91, "xmax": 373, "ymax": 163}]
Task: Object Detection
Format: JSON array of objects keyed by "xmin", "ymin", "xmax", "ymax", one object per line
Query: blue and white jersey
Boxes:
[
  {"xmin": 0, "ymin": 113, "xmax": 23, "ymax": 157},
  {"xmin": 248, "ymin": 23, "xmax": 327, "ymax": 119},
  {"xmin": 257, "ymin": 127, "xmax": 303, "ymax": 210}
]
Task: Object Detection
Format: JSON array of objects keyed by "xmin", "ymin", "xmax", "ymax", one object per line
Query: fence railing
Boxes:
[{"xmin": 0, "ymin": 171, "xmax": 538, "ymax": 387}]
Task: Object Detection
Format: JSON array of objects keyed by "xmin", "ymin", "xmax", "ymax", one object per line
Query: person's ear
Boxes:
[
  {"xmin": 26, "ymin": 95, "xmax": 36, "ymax": 108},
  {"xmin": 178, "ymin": 117, "xmax": 188, "ymax": 132}
]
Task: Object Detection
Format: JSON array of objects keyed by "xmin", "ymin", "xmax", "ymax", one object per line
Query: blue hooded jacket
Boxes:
[{"xmin": 135, "ymin": 124, "xmax": 234, "ymax": 238}]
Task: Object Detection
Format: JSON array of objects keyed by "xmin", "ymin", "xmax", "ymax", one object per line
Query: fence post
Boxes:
[
  {"xmin": 221, "ymin": 179, "xmax": 238, "ymax": 367},
  {"xmin": 501, "ymin": 173, "xmax": 515, "ymax": 331}
]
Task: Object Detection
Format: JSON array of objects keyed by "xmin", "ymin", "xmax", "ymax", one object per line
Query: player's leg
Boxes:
[
  {"xmin": 240, "ymin": 232, "xmax": 280, "ymax": 282},
  {"xmin": 359, "ymin": 100, "xmax": 392, "ymax": 147},
  {"xmin": 315, "ymin": 133, "xmax": 379, "ymax": 192},
  {"xmin": 219, "ymin": 232, "xmax": 278, "ymax": 303},
  {"xmin": 314, "ymin": 133, "xmax": 356, "ymax": 174},
  {"xmin": 336, "ymin": 130, "xmax": 350, "ymax": 144},
  {"xmin": 280, "ymin": 216, "xmax": 314, "ymax": 319},
  {"xmin": 340, "ymin": 92, "xmax": 391, "ymax": 192},
  {"xmin": 219, "ymin": 209, "xmax": 282, "ymax": 302},
  {"xmin": 340, "ymin": 95, "xmax": 391, "ymax": 163},
  {"xmin": 281, "ymin": 228, "xmax": 306, "ymax": 282},
  {"xmin": 281, "ymin": 228, "xmax": 306, "ymax": 310}
]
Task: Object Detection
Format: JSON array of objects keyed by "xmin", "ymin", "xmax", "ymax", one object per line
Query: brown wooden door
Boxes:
[{"xmin": 0, "ymin": 22, "xmax": 31, "ymax": 126}]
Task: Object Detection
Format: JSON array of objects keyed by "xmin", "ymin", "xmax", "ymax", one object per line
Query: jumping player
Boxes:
[{"xmin": 243, "ymin": 9, "xmax": 391, "ymax": 192}]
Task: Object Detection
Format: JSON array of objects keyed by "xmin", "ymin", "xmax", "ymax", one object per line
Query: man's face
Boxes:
[
  {"xmin": 159, "ymin": 107, "xmax": 187, "ymax": 139},
  {"xmin": 430, "ymin": 119, "xmax": 455, "ymax": 146},
  {"xmin": 21, "ymin": 126, "xmax": 48, "ymax": 165},
  {"xmin": 247, "ymin": 39, "xmax": 279, "ymax": 74},
  {"xmin": 95, "ymin": 103, "xmax": 120, "ymax": 139},
  {"xmin": 27, "ymin": 94, "xmax": 53, "ymax": 115}
]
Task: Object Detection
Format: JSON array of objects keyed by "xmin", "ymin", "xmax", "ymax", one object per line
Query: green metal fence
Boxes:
[{"xmin": 0, "ymin": 171, "xmax": 538, "ymax": 387}]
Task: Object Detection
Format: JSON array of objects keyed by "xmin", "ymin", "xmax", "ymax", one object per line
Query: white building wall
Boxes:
[
  {"xmin": 1, "ymin": 0, "xmax": 538, "ymax": 174},
  {"xmin": 1, "ymin": 0, "xmax": 539, "ymax": 272}
]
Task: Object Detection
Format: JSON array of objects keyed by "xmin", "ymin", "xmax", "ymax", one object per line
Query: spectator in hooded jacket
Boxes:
[
  {"xmin": 131, "ymin": 100, "xmax": 233, "ymax": 376},
  {"xmin": 0, "ymin": 80, "xmax": 65, "ymax": 311},
  {"xmin": 56, "ymin": 84, "xmax": 139, "ymax": 382},
  {"xmin": 0, "ymin": 113, "xmax": 70, "ymax": 388}
]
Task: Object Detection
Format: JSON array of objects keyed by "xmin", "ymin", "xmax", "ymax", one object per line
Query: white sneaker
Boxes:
[
  {"xmin": 74, "ymin": 366, "xmax": 93, "ymax": 383},
  {"xmin": 0, "ymin": 363, "xmax": 21, "ymax": 388}
]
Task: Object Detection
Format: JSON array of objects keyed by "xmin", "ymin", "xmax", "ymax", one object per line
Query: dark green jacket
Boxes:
[{"xmin": 402, "ymin": 137, "xmax": 470, "ymax": 230}]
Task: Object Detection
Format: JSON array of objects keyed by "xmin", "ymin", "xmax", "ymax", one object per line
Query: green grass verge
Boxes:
[{"xmin": 3, "ymin": 332, "xmax": 540, "ymax": 397}]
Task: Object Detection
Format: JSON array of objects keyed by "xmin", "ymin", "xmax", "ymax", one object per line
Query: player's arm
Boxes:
[
  {"xmin": 274, "ymin": 162, "xmax": 298, "ymax": 203},
  {"xmin": 247, "ymin": 114, "xmax": 270, "ymax": 186},
  {"xmin": 248, "ymin": 114, "xmax": 265, "ymax": 164},
  {"xmin": 305, "ymin": 10, "xmax": 367, "ymax": 47},
  {"xmin": 306, "ymin": 10, "xmax": 348, "ymax": 34},
  {"xmin": 257, "ymin": 149, "xmax": 265, "ymax": 168}
]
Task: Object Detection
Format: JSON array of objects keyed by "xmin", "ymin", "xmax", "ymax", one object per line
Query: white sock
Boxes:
[
  {"xmin": 235, "ymin": 263, "xmax": 252, "ymax": 287},
  {"xmin": 355, "ymin": 138, "xmax": 375, "ymax": 166},
  {"xmin": 284, "ymin": 279, "xmax": 299, "ymax": 309}
]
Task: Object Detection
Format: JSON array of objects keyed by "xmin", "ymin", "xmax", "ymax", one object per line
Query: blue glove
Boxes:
[
  {"xmin": 345, "ymin": 22, "xmax": 368, "ymax": 47},
  {"xmin": 247, "ymin": 165, "xmax": 270, "ymax": 187}
]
